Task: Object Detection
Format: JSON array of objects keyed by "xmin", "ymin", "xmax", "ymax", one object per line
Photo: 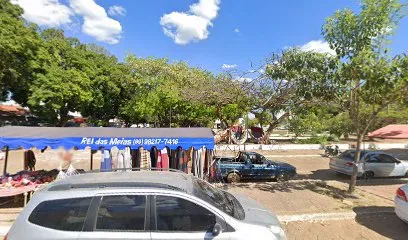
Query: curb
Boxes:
[{"xmin": 278, "ymin": 209, "xmax": 395, "ymax": 223}]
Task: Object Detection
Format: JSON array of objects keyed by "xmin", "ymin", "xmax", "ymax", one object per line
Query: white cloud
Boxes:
[
  {"xmin": 235, "ymin": 77, "xmax": 252, "ymax": 82},
  {"xmin": 108, "ymin": 5, "xmax": 126, "ymax": 17},
  {"xmin": 222, "ymin": 64, "xmax": 237, "ymax": 69},
  {"xmin": 300, "ymin": 40, "xmax": 336, "ymax": 55},
  {"xmin": 234, "ymin": 28, "xmax": 240, "ymax": 33},
  {"xmin": 11, "ymin": 0, "xmax": 73, "ymax": 27},
  {"xmin": 70, "ymin": 0, "xmax": 122, "ymax": 44},
  {"xmin": 12, "ymin": 0, "xmax": 123, "ymax": 44},
  {"xmin": 160, "ymin": 0, "xmax": 221, "ymax": 45}
]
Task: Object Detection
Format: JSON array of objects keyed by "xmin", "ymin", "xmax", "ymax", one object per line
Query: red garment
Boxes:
[
  {"xmin": 157, "ymin": 151, "xmax": 162, "ymax": 169},
  {"xmin": 161, "ymin": 149, "xmax": 169, "ymax": 169}
]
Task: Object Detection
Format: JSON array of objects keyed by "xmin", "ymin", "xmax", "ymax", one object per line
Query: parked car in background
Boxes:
[
  {"xmin": 216, "ymin": 151, "xmax": 297, "ymax": 183},
  {"xmin": 329, "ymin": 150, "xmax": 408, "ymax": 178},
  {"xmin": 395, "ymin": 184, "xmax": 408, "ymax": 223},
  {"xmin": 6, "ymin": 171, "xmax": 286, "ymax": 240}
]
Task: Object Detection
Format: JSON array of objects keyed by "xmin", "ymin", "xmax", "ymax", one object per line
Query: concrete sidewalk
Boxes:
[{"xmin": 278, "ymin": 208, "xmax": 395, "ymax": 223}]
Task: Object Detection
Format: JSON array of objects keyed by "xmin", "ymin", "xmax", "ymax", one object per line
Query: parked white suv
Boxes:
[{"xmin": 6, "ymin": 171, "xmax": 286, "ymax": 240}]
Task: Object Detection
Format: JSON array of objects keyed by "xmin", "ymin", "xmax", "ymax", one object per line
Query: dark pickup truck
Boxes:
[{"xmin": 215, "ymin": 151, "xmax": 297, "ymax": 183}]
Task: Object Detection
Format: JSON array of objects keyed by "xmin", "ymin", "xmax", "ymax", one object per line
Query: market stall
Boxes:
[{"xmin": 0, "ymin": 126, "xmax": 215, "ymax": 202}]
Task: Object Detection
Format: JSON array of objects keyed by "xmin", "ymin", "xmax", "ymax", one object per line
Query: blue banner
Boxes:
[{"xmin": 0, "ymin": 137, "xmax": 214, "ymax": 150}]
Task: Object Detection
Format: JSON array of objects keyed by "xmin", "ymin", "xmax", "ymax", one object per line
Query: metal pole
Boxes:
[
  {"xmin": 3, "ymin": 146, "xmax": 9, "ymax": 175},
  {"xmin": 90, "ymin": 149, "xmax": 94, "ymax": 170},
  {"xmin": 244, "ymin": 113, "xmax": 248, "ymax": 151}
]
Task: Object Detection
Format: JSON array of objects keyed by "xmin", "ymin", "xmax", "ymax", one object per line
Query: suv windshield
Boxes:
[{"xmin": 193, "ymin": 179, "xmax": 245, "ymax": 220}]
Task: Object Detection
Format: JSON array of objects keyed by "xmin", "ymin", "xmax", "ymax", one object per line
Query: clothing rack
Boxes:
[{"xmin": 99, "ymin": 146, "xmax": 217, "ymax": 181}]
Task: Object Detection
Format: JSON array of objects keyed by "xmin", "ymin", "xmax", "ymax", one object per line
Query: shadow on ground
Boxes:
[
  {"xmin": 296, "ymin": 169, "xmax": 408, "ymax": 186},
  {"xmin": 230, "ymin": 180, "xmax": 358, "ymax": 200},
  {"xmin": 0, "ymin": 196, "xmax": 25, "ymax": 208},
  {"xmin": 354, "ymin": 206, "xmax": 408, "ymax": 240}
]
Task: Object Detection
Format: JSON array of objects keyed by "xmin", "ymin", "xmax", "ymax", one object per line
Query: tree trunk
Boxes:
[
  {"xmin": 348, "ymin": 133, "xmax": 363, "ymax": 193},
  {"xmin": 262, "ymin": 112, "xmax": 289, "ymax": 144}
]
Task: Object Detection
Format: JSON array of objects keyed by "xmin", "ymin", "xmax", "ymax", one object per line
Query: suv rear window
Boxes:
[
  {"xmin": 96, "ymin": 195, "xmax": 146, "ymax": 231},
  {"xmin": 29, "ymin": 197, "xmax": 91, "ymax": 231}
]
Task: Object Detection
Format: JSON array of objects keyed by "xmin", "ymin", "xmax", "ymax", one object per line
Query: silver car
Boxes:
[
  {"xmin": 6, "ymin": 171, "xmax": 286, "ymax": 240},
  {"xmin": 329, "ymin": 150, "xmax": 408, "ymax": 178}
]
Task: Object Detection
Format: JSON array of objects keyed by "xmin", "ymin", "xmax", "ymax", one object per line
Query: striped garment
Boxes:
[{"xmin": 139, "ymin": 147, "xmax": 151, "ymax": 170}]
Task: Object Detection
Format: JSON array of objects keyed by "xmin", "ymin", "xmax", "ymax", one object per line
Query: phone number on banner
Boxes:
[{"xmin": 133, "ymin": 138, "xmax": 179, "ymax": 145}]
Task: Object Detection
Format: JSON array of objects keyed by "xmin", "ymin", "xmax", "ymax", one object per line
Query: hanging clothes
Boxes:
[
  {"xmin": 177, "ymin": 147, "xmax": 187, "ymax": 173},
  {"xmin": 208, "ymin": 150, "xmax": 215, "ymax": 181},
  {"xmin": 204, "ymin": 148, "xmax": 212, "ymax": 177},
  {"xmin": 131, "ymin": 149, "xmax": 140, "ymax": 169},
  {"xmin": 117, "ymin": 150, "xmax": 125, "ymax": 169},
  {"xmin": 161, "ymin": 148, "xmax": 169, "ymax": 169},
  {"xmin": 100, "ymin": 149, "xmax": 112, "ymax": 171},
  {"xmin": 195, "ymin": 148, "xmax": 202, "ymax": 178},
  {"xmin": 167, "ymin": 147, "xmax": 176, "ymax": 169},
  {"xmin": 201, "ymin": 147, "xmax": 206, "ymax": 178},
  {"xmin": 150, "ymin": 146, "xmax": 158, "ymax": 168},
  {"xmin": 191, "ymin": 147, "xmax": 195, "ymax": 175},
  {"xmin": 110, "ymin": 146, "xmax": 119, "ymax": 169},
  {"xmin": 184, "ymin": 148, "xmax": 191, "ymax": 174},
  {"xmin": 139, "ymin": 147, "xmax": 151, "ymax": 169},
  {"xmin": 156, "ymin": 150, "xmax": 162, "ymax": 169},
  {"xmin": 117, "ymin": 147, "xmax": 132, "ymax": 171}
]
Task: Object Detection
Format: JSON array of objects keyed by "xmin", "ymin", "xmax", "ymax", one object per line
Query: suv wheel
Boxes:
[{"xmin": 227, "ymin": 172, "xmax": 241, "ymax": 183}]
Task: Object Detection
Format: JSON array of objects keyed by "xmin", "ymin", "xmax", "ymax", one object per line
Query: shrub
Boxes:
[{"xmin": 296, "ymin": 135, "xmax": 329, "ymax": 144}]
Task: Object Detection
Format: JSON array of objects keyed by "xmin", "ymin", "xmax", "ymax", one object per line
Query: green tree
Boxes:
[
  {"xmin": 247, "ymin": 48, "xmax": 338, "ymax": 142},
  {"xmin": 326, "ymin": 112, "xmax": 354, "ymax": 139},
  {"xmin": 323, "ymin": 0, "xmax": 408, "ymax": 192},
  {"xmin": 122, "ymin": 55, "xmax": 219, "ymax": 127},
  {"xmin": 80, "ymin": 44, "xmax": 130, "ymax": 126},
  {"xmin": 288, "ymin": 112, "xmax": 327, "ymax": 138},
  {"xmin": 219, "ymin": 104, "xmax": 244, "ymax": 126},
  {"xmin": 0, "ymin": 0, "xmax": 41, "ymax": 103},
  {"xmin": 27, "ymin": 29, "xmax": 92, "ymax": 126}
]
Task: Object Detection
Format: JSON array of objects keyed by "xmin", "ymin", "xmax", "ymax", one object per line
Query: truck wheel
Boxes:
[
  {"xmin": 276, "ymin": 172, "xmax": 289, "ymax": 182},
  {"xmin": 227, "ymin": 172, "xmax": 241, "ymax": 183}
]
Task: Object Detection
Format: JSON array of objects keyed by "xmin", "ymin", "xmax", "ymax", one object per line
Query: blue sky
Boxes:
[{"xmin": 11, "ymin": 0, "xmax": 408, "ymax": 74}]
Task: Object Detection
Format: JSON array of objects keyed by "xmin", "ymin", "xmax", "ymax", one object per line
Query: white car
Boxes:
[
  {"xmin": 395, "ymin": 184, "xmax": 408, "ymax": 223},
  {"xmin": 6, "ymin": 171, "xmax": 286, "ymax": 240},
  {"xmin": 330, "ymin": 150, "xmax": 408, "ymax": 178}
]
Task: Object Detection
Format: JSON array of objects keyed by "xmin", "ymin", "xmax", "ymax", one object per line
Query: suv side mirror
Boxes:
[
  {"xmin": 212, "ymin": 223, "xmax": 222, "ymax": 236},
  {"xmin": 396, "ymin": 160, "xmax": 401, "ymax": 164}
]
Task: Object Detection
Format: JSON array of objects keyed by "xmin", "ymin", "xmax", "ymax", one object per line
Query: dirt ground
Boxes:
[
  {"xmin": 1, "ymin": 148, "xmax": 408, "ymax": 239},
  {"xmin": 224, "ymin": 150, "xmax": 408, "ymax": 239},
  {"xmin": 283, "ymin": 213, "xmax": 408, "ymax": 240}
]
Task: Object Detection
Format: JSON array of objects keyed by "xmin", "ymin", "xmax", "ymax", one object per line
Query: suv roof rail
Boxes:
[
  {"xmin": 48, "ymin": 182, "xmax": 187, "ymax": 192},
  {"xmin": 85, "ymin": 168, "xmax": 186, "ymax": 174}
]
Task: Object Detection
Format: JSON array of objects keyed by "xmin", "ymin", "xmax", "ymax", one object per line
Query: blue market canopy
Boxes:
[{"xmin": 0, "ymin": 126, "xmax": 214, "ymax": 150}]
